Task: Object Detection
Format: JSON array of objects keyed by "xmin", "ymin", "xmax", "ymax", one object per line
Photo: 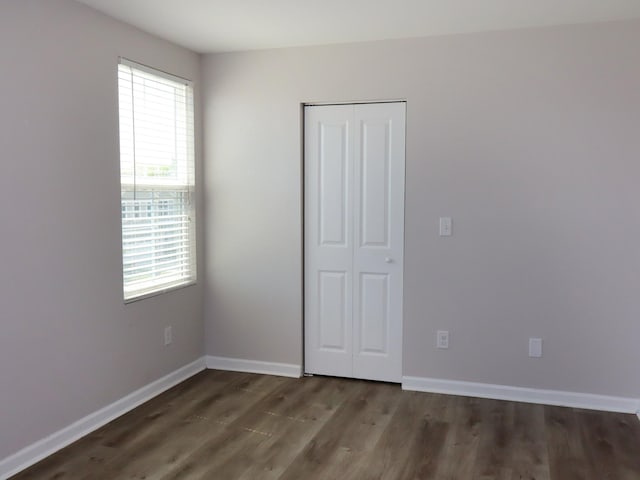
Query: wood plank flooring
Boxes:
[{"xmin": 11, "ymin": 370, "xmax": 640, "ymax": 479}]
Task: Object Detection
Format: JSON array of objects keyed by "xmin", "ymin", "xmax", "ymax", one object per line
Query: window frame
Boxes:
[{"xmin": 117, "ymin": 57, "xmax": 197, "ymax": 303}]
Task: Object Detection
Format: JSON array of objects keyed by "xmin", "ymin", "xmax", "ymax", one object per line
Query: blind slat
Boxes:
[{"xmin": 124, "ymin": 256, "xmax": 191, "ymax": 274}]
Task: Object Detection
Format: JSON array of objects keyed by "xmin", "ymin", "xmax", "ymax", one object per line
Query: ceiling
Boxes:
[{"xmin": 75, "ymin": 0, "xmax": 640, "ymax": 53}]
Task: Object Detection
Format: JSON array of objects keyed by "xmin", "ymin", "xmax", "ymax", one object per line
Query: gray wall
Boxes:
[
  {"xmin": 0, "ymin": 0, "xmax": 203, "ymax": 460},
  {"xmin": 202, "ymin": 19, "xmax": 640, "ymax": 398}
]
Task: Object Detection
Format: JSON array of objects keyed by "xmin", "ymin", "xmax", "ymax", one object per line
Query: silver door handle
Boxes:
[{"xmin": 385, "ymin": 257, "xmax": 393, "ymax": 263}]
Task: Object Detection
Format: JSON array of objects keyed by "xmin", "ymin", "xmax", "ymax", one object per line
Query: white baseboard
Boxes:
[
  {"xmin": 206, "ymin": 355, "xmax": 302, "ymax": 378},
  {"xmin": 403, "ymin": 375, "xmax": 640, "ymax": 414},
  {"xmin": 0, "ymin": 357, "xmax": 206, "ymax": 480}
]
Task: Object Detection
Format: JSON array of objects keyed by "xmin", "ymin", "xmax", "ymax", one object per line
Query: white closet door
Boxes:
[
  {"xmin": 305, "ymin": 102, "xmax": 405, "ymax": 383},
  {"xmin": 352, "ymin": 103, "xmax": 405, "ymax": 382},
  {"xmin": 304, "ymin": 105, "xmax": 355, "ymax": 378}
]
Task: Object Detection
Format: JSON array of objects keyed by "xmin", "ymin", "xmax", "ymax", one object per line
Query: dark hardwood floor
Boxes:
[{"xmin": 12, "ymin": 370, "xmax": 640, "ymax": 479}]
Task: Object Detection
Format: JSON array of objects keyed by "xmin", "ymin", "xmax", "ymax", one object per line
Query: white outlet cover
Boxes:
[{"xmin": 437, "ymin": 330, "xmax": 449, "ymax": 349}]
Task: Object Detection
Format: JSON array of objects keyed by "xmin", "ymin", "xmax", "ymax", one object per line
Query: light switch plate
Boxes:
[
  {"xmin": 529, "ymin": 338, "xmax": 542, "ymax": 358},
  {"xmin": 439, "ymin": 217, "xmax": 452, "ymax": 236}
]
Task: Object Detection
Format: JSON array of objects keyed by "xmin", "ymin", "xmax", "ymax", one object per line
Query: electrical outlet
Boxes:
[
  {"xmin": 164, "ymin": 326, "xmax": 173, "ymax": 346},
  {"xmin": 437, "ymin": 330, "xmax": 449, "ymax": 349}
]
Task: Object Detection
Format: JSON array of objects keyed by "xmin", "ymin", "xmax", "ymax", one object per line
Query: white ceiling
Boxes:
[{"xmin": 76, "ymin": 0, "xmax": 640, "ymax": 53}]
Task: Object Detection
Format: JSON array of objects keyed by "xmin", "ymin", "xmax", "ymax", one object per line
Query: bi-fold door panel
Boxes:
[
  {"xmin": 352, "ymin": 103, "xmax": 405, "ymax": 382},
  {"xmin": 305, "ymin": 105, "xmax": 354, "ymax": 377}
]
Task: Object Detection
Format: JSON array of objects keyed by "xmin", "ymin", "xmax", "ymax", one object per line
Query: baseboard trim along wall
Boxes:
[
  {"xmin": 402, "ymin": 375, "xmax": 640, "ymax": 415},
  {"xmin": 0, "ymin": 358, "xmax": 206, "ymax": 480},
  {"xmin": 205, "ymin": 355, "xmax": 303, "ymax": 378}
]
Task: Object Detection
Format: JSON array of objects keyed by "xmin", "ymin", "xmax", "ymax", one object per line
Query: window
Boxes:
[{"xmin": 117, "ymin": 58, "xmax": 196, "ymax": 302}]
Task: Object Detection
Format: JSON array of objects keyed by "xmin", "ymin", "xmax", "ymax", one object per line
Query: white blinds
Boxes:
[{"xmin": 118, "ymin": 59, "xmax": 196, "ymax": 301}]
